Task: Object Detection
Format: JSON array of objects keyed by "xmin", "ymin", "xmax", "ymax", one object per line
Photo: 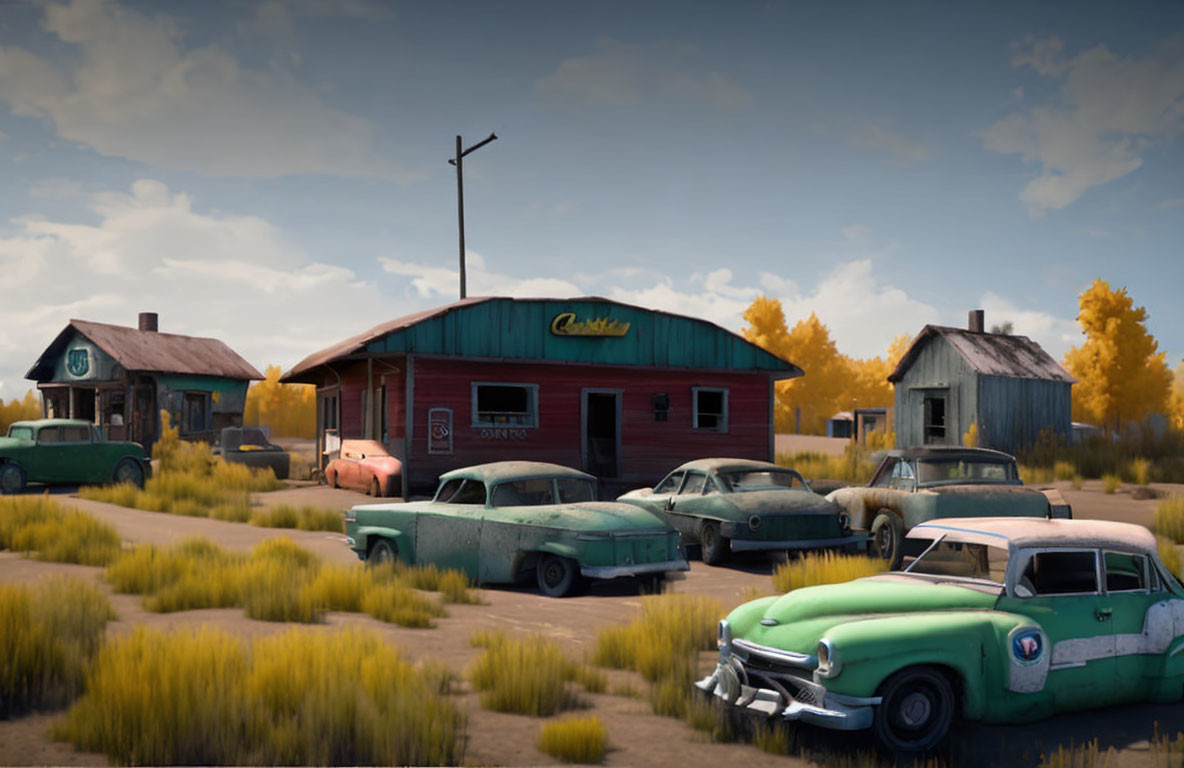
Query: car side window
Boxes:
[
  {"xmin": 680, "ymin": 472, "xmax": 706, "ymax": 495},
  {"xmin": 654, "ymin": 471, "xmax": 684, "ymax": 494},
  {"xmin": 36, "ymin": 427, "xmax": 61, "ymax": 444},
  {"xmin": 1104, "ymin": 551, "xmax": 1148, "ymax": 592},
  {"xmin": 1020, "ymin": 551, "xmax": 1100, "ymax": 596}
]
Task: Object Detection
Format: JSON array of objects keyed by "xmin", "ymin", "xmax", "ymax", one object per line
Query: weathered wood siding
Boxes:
[
  {"xmin": 975, "ymin": 375, "xmax": 1072, "ymax": 454},
  {"xmin": 893, "ymin": 336, "xmax": 976, "ymax": 447}
]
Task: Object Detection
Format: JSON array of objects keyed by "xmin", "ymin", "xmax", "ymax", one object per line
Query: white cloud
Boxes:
[
  {"xmin": 982, "ymin": 34, "xmax": 1184, "ymax": 215},
  {"xmin": 0, "ymin": 180, "xmax": 395, "ymax": 399},
  {"xmin": 0, "ymin": 0, "xmax": 406, "ymax": 179},
  {"xmin": 535, "ymin": 38, "xmax": 749, "ymax": 108},
  {"xmin": 848, "ymin": 124, "xmax": 927, "ymax": 166},
  {"xmin": 977, "ymin": 291, "xmax": 1081, "ymax": 360}
]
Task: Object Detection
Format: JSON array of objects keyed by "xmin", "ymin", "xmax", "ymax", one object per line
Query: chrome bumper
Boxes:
[
  {"xmin": 579, "ymin": 558, "xmax": 690, "ymax": 579},
  {"xmin": 695, "ymin": 660, "xmax": 874, "ymax": 730},
  {"xmin": 729, "ymin": 533, "xmax": 869, "ymax": 553}
]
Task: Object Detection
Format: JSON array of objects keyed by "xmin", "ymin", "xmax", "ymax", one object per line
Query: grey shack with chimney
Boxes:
[
  {"xmin": 887, "ymin": 310, "xmax": 1076, "ymax": 454},
  {"xmin": 26, "ymin": 313, "xmax": 263, "ymax": 452}
]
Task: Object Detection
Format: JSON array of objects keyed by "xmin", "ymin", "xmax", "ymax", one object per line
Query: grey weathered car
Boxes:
[
  {"xmin": 617, "ymin": 458, "xmax": 864, "ymax": 565},
  {"xmin": 827, "ymin": 446, "xmax": 1070, "ymax": 568}
]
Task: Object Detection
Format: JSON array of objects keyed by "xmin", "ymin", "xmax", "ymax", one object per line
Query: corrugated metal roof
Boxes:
[
  {"xmin": 282, "ymin": 296, "xmax": 802, "ymax": 382},
  {"xmin": 26, "ymin": 320, "xmax": 263, "ymax": 381},
  {"xmin": 888, "ymin": 325, "xmax": 1075, "ymax": 384}
]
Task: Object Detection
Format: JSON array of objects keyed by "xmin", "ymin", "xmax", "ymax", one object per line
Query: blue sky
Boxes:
[{"xmin": 0, "ymin": 0, "xmax": 1181, "ymax": 398}]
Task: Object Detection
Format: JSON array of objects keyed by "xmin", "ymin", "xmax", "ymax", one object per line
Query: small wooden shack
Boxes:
[
  {"xmin": 26, "ymin": 313, "xmax": 263, "ymax": 451},
  {"xmin": 888, "ymin": 311, "xmax": 1075, "ymax": 453}
]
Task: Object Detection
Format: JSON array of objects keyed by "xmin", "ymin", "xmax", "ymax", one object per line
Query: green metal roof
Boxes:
[{"xmin": 283, "ymin": 297, "xmax": 801, "ymax": 382}]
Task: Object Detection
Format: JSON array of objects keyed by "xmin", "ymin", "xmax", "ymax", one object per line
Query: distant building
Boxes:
[
  {"xmin": 281, "ymin": 296, "xmax": 802, "ymax": 495},
  {"xmin": 26, "ymin": 313, "xmax": 263, "ymax": 451},
  {"xmin": 887, "ymin": 311, "xmax": 1075, "ymax": 454}
]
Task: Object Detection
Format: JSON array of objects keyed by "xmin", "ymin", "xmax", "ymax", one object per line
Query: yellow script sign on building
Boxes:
[{"xmin": 550, "ymin": 312, "xmax": 631, "ymax": 337}]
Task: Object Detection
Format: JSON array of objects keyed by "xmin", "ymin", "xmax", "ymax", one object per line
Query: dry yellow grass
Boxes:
[
  {"xmin": 1155, "ymin": 496, "xmax": 1184, "ymax": 545},
  {"xmin": 537, "ymin": 716, "xmax": 607, "ymax": 764},
  {"xmin": 0, "ymin": 577, "xmax": 113, "ymax": 717},
  {"xmin": 54, "ymin": 626, "xmax": 465, "ymax": 766},
  {"xmin": 0, "ymin": 496, "xmax": 121, "ymax": 566},
  {"xmin": 772, "ymin": 551, "xmax": 888, "ymax": 593}
]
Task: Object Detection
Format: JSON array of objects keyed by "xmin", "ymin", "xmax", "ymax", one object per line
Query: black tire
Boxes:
[
  {"xmin": 870, "ymin": 510, "xmax": 905, "ymax": 569},
  {"xmin": 113, "ymin": 458, "xmax": 145, "ymax": 488},
  {"xmin": 368, "ymin": 538, "xmax": 396, "ymax": 566},
  {"xmin": 700, "ymin": 521, "xmax": 730, "ymax": 565},
  {"xmin": 536, "ymin": 554, "xmax": 579, "ymax": 597},
  {"xmin": 872, "ymin": 666, "xmax": 956, "ymax": 752},
  {"xmin": 0, "ymin": 462, "xmax": 26, "ymax": 495}
]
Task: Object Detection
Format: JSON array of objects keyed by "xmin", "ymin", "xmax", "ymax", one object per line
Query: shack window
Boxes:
[
  {"xmin": 692, "ymin": 387, "xmax": 728, "ymax": 432},
  {"xmin": 472, "ymin": 383, "xmax": 538, "ymax": 428},
  {"xmin": 923, "ymin": 395, "xmax": 946, "ymax": 443}
]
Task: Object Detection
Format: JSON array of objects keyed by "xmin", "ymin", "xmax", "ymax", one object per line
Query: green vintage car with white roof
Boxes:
[
  {"xmin": 345, "ymin": 461, "xmax": 688, "ymax": 597},
  {"xmin": 698, "ymin": 517, "xmax": 1184, "ymax": 751},
  {"xmin": 0, "ymin": 419, "xmax": 150, "ymax": 493}
]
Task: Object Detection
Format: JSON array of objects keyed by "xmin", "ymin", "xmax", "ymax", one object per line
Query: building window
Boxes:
[
  {"xmin": 923, "ymin": 394, "xmax": 946, "ymax": 443},
  {"xmin": 472, "ymin": 382, "xmax": 538, "ymax": 428},
  {"xmin": 692, "ymin": 387, "xmax": 728, "ymax": 432}
]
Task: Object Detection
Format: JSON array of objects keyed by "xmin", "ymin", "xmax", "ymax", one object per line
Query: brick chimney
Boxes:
[
  {"xmin": 968, "ymin": 309, "xmax": 984, "ymax": 333},
  {"xmin": 138, "ymin": 312, "xmax": 159, "ymax": 332}
]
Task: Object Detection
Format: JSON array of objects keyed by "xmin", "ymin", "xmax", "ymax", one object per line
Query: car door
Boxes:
[
  {"xmin": 1102, "ymin": 550, "xmax": 1167, "ymax": 703},
  {"xmin": 415, "ymin": 478, "xmax": 484, "ymax": 579},
  {"xmin": 1002, "ymin": 548, "xmax": 1116, "ymax": 710}
]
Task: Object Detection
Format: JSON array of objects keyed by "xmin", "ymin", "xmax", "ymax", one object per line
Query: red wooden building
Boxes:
[{"xmin": 282, "ymin": 297, "xmax": 801, "ymax": 495}]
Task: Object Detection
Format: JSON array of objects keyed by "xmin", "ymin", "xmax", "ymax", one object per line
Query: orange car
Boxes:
[{"xmin": 325, "ymin": 440, "xmax": 402, "ymax": 497}]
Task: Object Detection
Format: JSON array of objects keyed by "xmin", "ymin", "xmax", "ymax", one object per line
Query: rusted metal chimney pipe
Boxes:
[
  {"xmin": 968, "ymin": 309, "xmax": 984, "ymax": 333},
  {"xmin": 139, "ymin": 312, "xmax": 158, "ymax": 332}
]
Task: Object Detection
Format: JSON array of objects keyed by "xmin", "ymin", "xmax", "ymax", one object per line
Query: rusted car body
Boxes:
[
  {"xmin": 326, "ymin": 440, "xmax": 402, "ymax": 497},
  {"xmin": 827, "ymin": 446, "xmax": 1070, "ymax": 568},
  {"xmin": 617, "ymin": 458, "xmax": 864, "ymax": 565},
  {"xmin": 344, "ymin": 461, "xmax": 688, "ymax": 596}
]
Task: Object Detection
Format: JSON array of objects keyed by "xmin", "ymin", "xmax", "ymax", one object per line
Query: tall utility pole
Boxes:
[{"xmin": 449, "ymin": 132, "xmax": 498, "ymax": 299}]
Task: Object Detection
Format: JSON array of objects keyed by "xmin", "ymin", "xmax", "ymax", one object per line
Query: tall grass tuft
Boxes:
[
  {"xmin": 0, "ymin": 577, "xmax": 113, "ymax": 717},
  {"xmin": 54, "ymin": 626, "xmax": 466, "ymax": 766},
  {"xmin": 249, "ymin": 505, "xmax": 343, "ymax": 532},
  {"xmin": 1155, "ymin": 496, "xmax": 1184, "ymax": 545},
  {"xmin": 468, "ymin": 632, "xmax": 585, "ymax": 716},
  {"xmin": 772, "ymin": 551, "xmax": 888, "ymax": 593},
  {"xmin": 537, "ymin": 716, "xmax": 607, "ymax": 764},
  {"xmin": 0, "ymin": 496, "xmax": 121, "ymax": 566}
]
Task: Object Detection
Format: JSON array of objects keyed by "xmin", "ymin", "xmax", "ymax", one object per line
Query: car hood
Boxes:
[
  {"xmin": 487, "ymin": 501, "xmax": 673, "ymax": 533},
  {"xmin": 727, "ymin": 575, "xmax": 998, "ymax": 655}
]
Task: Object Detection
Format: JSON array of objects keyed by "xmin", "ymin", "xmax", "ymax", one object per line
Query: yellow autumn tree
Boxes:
[
  {"xmin": 243, "ymin": 365, "xmax": 316, "ymax": 438},
  {"xmin": 0, "ymin": 390, "xmax": 41, "ymax": 434},
  {"xmin": 1063, "ymin": 280, "xmax": 1172, "ymax": 432},
  {"xmin": 742, "ymin": 297, "xmax": 906, "ymax": 434}
]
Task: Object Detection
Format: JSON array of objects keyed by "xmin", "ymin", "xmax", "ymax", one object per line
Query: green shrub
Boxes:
[
  {"xmin": 537, "ymin": 716, "xmax": 607, "ymax": 764},
  {"xmin": 0, "ymin": 497, "xmax": 121, "ymax": 566},
  {"xmin": 0, "ymin": 577, "xmax": 113, "ymax": 717},
  {"xmin": 1155, "ymin": 496, "xmax": 1184, "ymax": 545},
  {"xmin": 54, "ymin": 626, "xmax": 465, "ymax": 766},
  {"xmin": 772, "ymin": 551, "xmax": 888, "ymax": 593},
  {"xmin": 1103, "ymin": 473, "xmax": 1122, "ymax": 494}
]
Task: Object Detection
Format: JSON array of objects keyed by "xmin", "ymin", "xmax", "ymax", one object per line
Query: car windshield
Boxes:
[
  {"xmin": 906, "ymin": 538, "xmax": 1010, "ymax": 585},
  {"xmin": 720, "ymin": 469, "xmax": 808, "ymax": 492},
  {"xmin": 916, "ymin": 458, "xmax": 1015, "ymax": 485},
  {"xmin": 7, "ymin": 426, "xmax": 32, "ymax": 440}
]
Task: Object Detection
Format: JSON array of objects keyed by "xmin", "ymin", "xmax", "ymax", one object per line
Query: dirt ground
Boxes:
[{"xmin": 1, "ymin": 481, "xmax": 1181, "ymax": 767}]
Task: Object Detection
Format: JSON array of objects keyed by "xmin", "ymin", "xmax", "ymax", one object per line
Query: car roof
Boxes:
[
  {"xmin": 438, "ymin": 461, "xmax": 594, "ymax": 484},
  {"xmin": 675, "ymin": 458, "xmax": 787, "ymax": 474},
  {"xmin": 909, "ymin": 517, "xmax": 1157, "ymax": 555},
  {"xmin": 887, "ymin": 446, "xmax": 1016, "ymax": 462},
  {"xmin": 9, "ymin": 419, "xmax": 93, "ymax": 429}
]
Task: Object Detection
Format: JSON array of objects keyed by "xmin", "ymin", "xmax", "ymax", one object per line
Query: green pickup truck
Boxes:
[
  {"xmin": 0, "ymin": 419, "xmax": 150, "ymax": 493},
  {"xmin": 699, "ymin": 517, "xmax": 1184, "ymax": 751}
]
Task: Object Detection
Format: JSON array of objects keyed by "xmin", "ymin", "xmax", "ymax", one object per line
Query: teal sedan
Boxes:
[
  {"xmin": 0, "ymin": 419, "xmax": 150, "ymax": 493},
  {"xmin": 344, "ymin": 461, "xmax": 689, "ymax": 597},
  {"xmin": 699, "ymin": 517, "xmax": 1184, "ymax": 751}
]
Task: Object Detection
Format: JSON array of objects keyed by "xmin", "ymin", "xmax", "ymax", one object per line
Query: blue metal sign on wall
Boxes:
[{"xmin": 66, "ymin": 348, "xmax": 90, "ymax": 378}]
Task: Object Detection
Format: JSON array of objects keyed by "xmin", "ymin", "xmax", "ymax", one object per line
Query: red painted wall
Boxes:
[{"xmin": 401, "ymin": 357, "xmax": 772, "ymax": 490}]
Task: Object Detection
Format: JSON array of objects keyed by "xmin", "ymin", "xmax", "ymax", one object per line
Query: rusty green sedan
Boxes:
[
  {"xmin": 344, "ymin": 461, "xmax": 688, "ymax": 597},
  {"xmin": 0, "ymin": 419, "xmax": 150, "ymax": 493}
]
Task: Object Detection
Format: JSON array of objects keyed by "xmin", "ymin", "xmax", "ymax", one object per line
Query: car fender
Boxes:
[{"xmin": 355, "ymin": 525, "xmax": 415, "ymax": 561}]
